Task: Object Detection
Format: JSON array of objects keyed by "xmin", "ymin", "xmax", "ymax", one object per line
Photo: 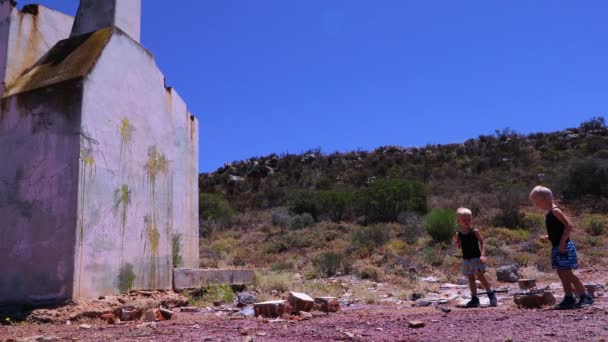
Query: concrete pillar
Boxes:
[{"xmin": 71, "ymin": 0, "xmax": 141, "ymax": 42}]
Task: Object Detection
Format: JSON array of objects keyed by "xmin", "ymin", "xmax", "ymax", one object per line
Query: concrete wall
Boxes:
[
  {"xmin": 76, "ymin": 29, "xmax": 199, "ymax": 298},
  {"xmin": 0, "ymin": 80, "xmax": 83, "ymax": 305},
  {"xmin": 0, "ymin": 4, "xmax": 73, "ymax": 95},
  {"xmin": 72, "ymin": 0, "xmax": 140, "ymax": 42}
]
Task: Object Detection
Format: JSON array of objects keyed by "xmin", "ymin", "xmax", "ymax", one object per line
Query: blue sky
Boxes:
[{"xmin": 31, "ymin": 1, "xmax": 608, "ymax": 172}]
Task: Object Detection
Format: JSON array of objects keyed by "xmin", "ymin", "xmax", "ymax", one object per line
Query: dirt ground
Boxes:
[{"xmin": 2, "ymin": 299, "xmax": 608, "ymax": 342}]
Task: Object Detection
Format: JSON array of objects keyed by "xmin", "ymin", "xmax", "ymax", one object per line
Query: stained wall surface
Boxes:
[{"xmin": 0, "ymin": 81, "xmax": 83, "ymax": 305}]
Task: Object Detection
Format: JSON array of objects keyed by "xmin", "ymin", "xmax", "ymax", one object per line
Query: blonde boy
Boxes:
[
  {"xmin": 530, "ymin": 186, "xmax": 593, "ymax": 309},
  {"xmin": 453, "ymin": 208, "xmax": 497, "ymax": 307}
]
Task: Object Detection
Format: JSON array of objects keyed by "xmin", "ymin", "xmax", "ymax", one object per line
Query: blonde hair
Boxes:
[
  {"xmin": 529, "ymin": 186, "xmax": 553, "ymax": 201},
  {"xmin": 456, "ymin": 207, "xmax": 472, "ymax": 217}
]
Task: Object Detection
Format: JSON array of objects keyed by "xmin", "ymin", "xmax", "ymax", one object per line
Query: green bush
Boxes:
[
  {"xmin": 562, "ymin": 159, "xmax": 608, "ymax": 199},
  {"xmin": 492, "ymin": 189, "xmax": 526, "ymax": 229},
  {"xmin": 316, "ymin": 190, "xmax": 355, "ymax": 222},
  {"xmin": 269, "ymin": 207, "xmax": 290, "ymax": 228},
  {"xmin": 199, "ymin": 193, "xmax": 234, "ymax": 238},
  {"xmin": 288, "ymin": 191, "xmax": 319, "ymax": 220},
  {"xmin": 357, "ymin": 180, "xmax": 427, "ymax": 223},
  {"xmin": 582, "ymin": 214, "xmax": 608, "ymax": 236},
  {"xmin": 424, "ymin": 209, "xmax": 457, "ymax": 243},
  {"xmin": 315, "ymin": 252, "xmax": 351, "ymax": 277},
  {"xmin": 288, "ymin": 213, "xmax": 316, "ymax": 230},
  {"xmin": 351, "ymin": 224, "xmax": 390, "ymax": 252},
  {"xmin": 357, "ymin": 265, "xmax": 383, "ymax": 281}
]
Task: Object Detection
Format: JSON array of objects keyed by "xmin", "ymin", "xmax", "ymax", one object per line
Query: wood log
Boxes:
[
  {"xmin": 288, "ymin": 292, "xmax": 314, "ymax": 313},
  {"xmin": 253, "ymin": 300, "xmax": 292, "ymax": 318},
  {"xmin": 314, "ymin": 297, "xmax": 341, "ymax": 313}
]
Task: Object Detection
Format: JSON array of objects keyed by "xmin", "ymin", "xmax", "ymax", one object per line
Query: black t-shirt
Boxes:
[
  {"xmin": 458, "ymin": 229, "xmax": 481, "ymax": 259},
  {"xmin": 546, "ymin": 208, "xmax": 568, "ymax": 247}
]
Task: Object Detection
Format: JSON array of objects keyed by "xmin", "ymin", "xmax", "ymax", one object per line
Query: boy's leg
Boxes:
[
  {"xmin": 476, "ymin": 272, "xmax": 492, "ymax": 292},
  {"xmin": 557, "ymin": 270, "xmax": 574, "ymax": 295},
  {"xmin": 565, "ymin": 271, "xmax": 586, "ymax": 296},
  {"xmin": 468, "ymin": 275, "xmax": 477, "ymax": 297}
]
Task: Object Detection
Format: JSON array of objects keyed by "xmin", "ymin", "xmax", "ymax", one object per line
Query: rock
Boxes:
[
  {"xmin": 437, "ymin": 306, "xmax": 451, "ymax": 313},
  {"xmin": 120, "ymin": 306, "xmax": 143, "ymax": 321},
  {"xmin": 408, "ymin": 320, "xmax": 425, "ymax": 328},
  {"xmin": 457, "ymin": 278, "xmax": 469, "ymax": 286},
  {"xmin": 415, "ymin": 300, "xmax": 432, "ymax": 307},
  {"xmin": 101, "ymin": 313, "xmax": 116, "ymax": 324},
  {"xmin": 288, "ymin": 292, "xmax": 315, "ymax": 313},
  {"xmin": 514, "ymin": 292, "xmax": 555, "ymax": 309},
  {"xmin": 239, "ymin": 306, "xmax": 255, "ymax": 318},
  {"xmin": 585, "ymin": 284, "xmax": 597, "ymax": 298},
  {"xmin": 419, "ymin": 276, "xmax": 439, "ymax": 283},
  {"xmin": 239, "ymin": 327, "xmax": 250, "ymax": 336},
  {"xmin": 78, "ymin": 324, "xmax": 92, "ymax": 330},
  {"xmin": 238, "ymin": 292, "xmax": 257, "ymax": 305},
  {"xmin": 496, "ymin": 265, "xmax": 519, "ymax": 283},
  {"xmin": 159, "ymin": 307, "xmax": 173, "ymax": 320},
  {"xmin": 142, "ymin": 309, "xmax": 164, "ymax": 322},
  {"xmin": 300, "ymin": 311, "xmax": 313, "ymax": 319},
  {"xmin": 213, "ymin": 300, "xmax": 224, "ymax": 307},
  {"xmin": 254, "ymin": 300, "xmax": 292, "ymax": 318},
  {"xmin": 180, "ymin": 306, "xmax": 201, "ymax": 313},
  {"xmin": 314, "ymin": 297, "xmax": 340, "ymax": 313},
  {"xmin": 410, "ymin": 293, "xmax": 422, "ymax": 301}
]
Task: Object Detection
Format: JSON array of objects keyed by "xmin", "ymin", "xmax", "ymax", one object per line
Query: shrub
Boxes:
[
  {"xmin": 384, "ymin": 239, "xmax": 411, "ymax": 255},
  {"xmin": 421, "ymin": 246, "xmax": 446, "ymax": 267},
  {"xmin": 288, "ymin": 213, "xmax": 316, "ymax": 230},
  {"xmin": 351, "ymin": 224, "xmax": 390, "ymax": 252},
  {"xmin": 254, "ymin": 272, "xmax": 293, "ymax": 293},
  {"xmin": 288, "ymin": 191, "xmax": 319, "ymax": 220},
  {"xmin": 492, "ymin": 227, "xmax": 529, "ymax": 244},
  {"xmin": 579, "ymin": 116, "xmax": 606, "ymax": 131},
  {"xmin": 316, "ymin": 190, "xmax": 355, "ymax": 222},
  {"xmin": 581, "ymin": 214, "xmax": 608, "ymax": 236},
  {"xmin": 357, "ymin": 265, "xmax": 383, "ymax": 281},
  {"xmin": 398, "ymin": 212, "xmax": 425, "ymax": 244},
  {"xmin": 424, "ymin": 209, "xmax": 456, "ymax": 243},
  {"xmin": 357, "ymin": 180, "xmax": 427, "ymax": 223},
  {"xmin": 492, "ymin": 189, "xmax": 527, "ymax": 229},
  {"xmin": 562, "ymin": 159, "xmax": 608, "ymax": 199},
  {"xmin": 269, "ymin": 207, "xmax": 290, "ymax": 228},
  {"xmin": 188, "ymin": 284, "xmax": 235, "ymax": 306},
  {"xmin": 199, "ymin": 193, "xmax": 234, "ymax": 238},
  {"xmin": 314, "ymin": 252, "xmax": 351, "ymax": 277}
]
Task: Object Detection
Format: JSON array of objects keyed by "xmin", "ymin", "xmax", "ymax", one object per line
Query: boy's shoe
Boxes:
[
  {"xmin": 576, "ymin": 293, "xmax": 594, "ymax": 308},
  {"xmin": 488, "ymin": 291, "xmax": 498, "ymax": 307},
  {"xmin": 465, "ymin": 296, "xmax": 480, "ymax": 308},
  {"xmin": 554, "ymin": 295, "xmax": 576, "ymax": 310}
]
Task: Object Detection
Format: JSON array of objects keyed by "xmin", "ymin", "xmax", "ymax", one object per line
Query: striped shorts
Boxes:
[
  {"xmin": 461, "ymin": 257, "xmax": 487, "ymax": 276},
  {"xmin": 551, "ymin": 240, "xmax": 579, "ymax": 270}
]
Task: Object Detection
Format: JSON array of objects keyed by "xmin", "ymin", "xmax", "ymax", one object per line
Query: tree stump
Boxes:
[
  {"xmin": 253, "ymin": 300, "xmax": 292, "ymax": 318},
  {"xmin": 314, "ymin": 297, "xmax": 341, "ymax": 313},
  {"xmin": 514, "ymin": 291, "xmax": 555, "ymax": 309}
]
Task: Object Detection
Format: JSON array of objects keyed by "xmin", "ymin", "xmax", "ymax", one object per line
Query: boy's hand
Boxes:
[
  {"xmin": 480, "ymin": 256, "xmax": 487, "ymax": 264},
  {"xmin": 539, "ymin": 235, "xmax": 549, "ymax": 243}
]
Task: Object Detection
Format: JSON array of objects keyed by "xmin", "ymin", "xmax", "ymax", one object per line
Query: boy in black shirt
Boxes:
[
  {"xmin": 453, "ymin": 208, "xmax": 497, "ymax": 308},
  {"xmin": 530, "ymin": 185, "xmax": 593, "ymax": 309}
]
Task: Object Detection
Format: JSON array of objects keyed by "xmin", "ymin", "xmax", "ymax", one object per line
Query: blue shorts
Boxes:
[
  {"xmin": 551, "ymin": 240, "xmax": 579, "ymax": 270},
  {"xmin": 461, "ymin": 258, "xmax": 487, "ymax": 276}
]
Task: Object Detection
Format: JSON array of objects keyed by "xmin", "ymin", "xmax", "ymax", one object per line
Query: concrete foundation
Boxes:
[{"xmin": 173, "ymin": 269, "xmax": 255, "ymax": 289}]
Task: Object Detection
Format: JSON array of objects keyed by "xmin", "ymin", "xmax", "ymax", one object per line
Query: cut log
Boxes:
[
  {"xmin": 254, "ymin": 300, "xmax": 293, "ymax": 318},
  {"xmin": 514, "ymin": 291, "xmax": 555, "ymax": 309},
  {"xmin": 314, "ymin": 297, "xmax": 341, "ymax": 313},
  {"xmin": 518, "ymin": 279, "xmax": 537, "ymax": 291},
  {"xmin": 288, "ymin": 292, "xmax": 314, "ymax": 313}
]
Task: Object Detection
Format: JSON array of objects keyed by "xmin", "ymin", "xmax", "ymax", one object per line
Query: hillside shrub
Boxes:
[
  {"xmin": 424, "ymin": 209, "xmax": 457, "ymax": 244},
  {"xmin": 288, "ymin": 213, "xmax": 316, "ymax": 230},
  {"xmin": 351, "ymin": 224, "xmax": 390, "ymax": 252},
  {"xmin": 288, "ymin": 191, "xmax": 319, "ymax": 220},
  {"xmin": 492, "ymin": 189, "xmax": 527, "ymax": 229},
  {"xmin": 199, "ymin": 193, "xmax": 234, "ymax": 221},
  {"xmin": 316, "ymin": 190, "xmax": 355, "ymax": 222},
  {"xmin": 357, "ymin": 180, "xmax": 427, "ymax": 223},
  {"xmin": 581, "ymin": 214, "xmax": 608, "ymax": 236},
  {"xmin": 315, "ymin": 252, "xmax": 351, "ymax": 277},
  {"xmin": 562, "ymin": 159, "xmax": 608, "ymax": 199},
  {"xmin": 269, "ymin": 207, "xmax": 290, "ymax": 228}
]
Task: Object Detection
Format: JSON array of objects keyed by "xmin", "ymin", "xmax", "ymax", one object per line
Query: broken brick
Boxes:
[{"xmin": 288, "ymin": 292, "xmax": 314, "ymax": 313}]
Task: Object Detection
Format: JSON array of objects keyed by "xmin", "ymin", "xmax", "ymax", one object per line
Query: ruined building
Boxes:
[{"xmin": 0, "ymin": 0, "xmax": 199, "ymax": 305}]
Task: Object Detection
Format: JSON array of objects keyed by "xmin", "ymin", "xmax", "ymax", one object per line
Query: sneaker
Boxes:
[
  {"xmin": 465, "ymin": 296, "xmax": 480, "ymax": 308},
  {"xmin": 488, "ymin": 291, "xmax": 498, "ymax": 307},
  {"xmin": 554, "ymin": 295, "xmax": 576, "ymax": 310},
  {"xmin": 576, "ymin": 293, "xmax": 594, "ymax": 308}
]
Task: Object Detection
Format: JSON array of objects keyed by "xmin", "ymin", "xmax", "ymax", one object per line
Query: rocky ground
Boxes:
[{"xmin": 1, "ymin": 270, "xmax": 607, "ymax": 342}]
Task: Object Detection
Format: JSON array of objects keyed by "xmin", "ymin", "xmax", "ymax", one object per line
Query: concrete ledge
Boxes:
[{"xmin": 173, "ymin": 269, "xmax": 255, "ymax": 289}]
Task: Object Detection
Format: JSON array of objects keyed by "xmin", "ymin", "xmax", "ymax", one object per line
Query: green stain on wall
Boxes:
[
  {"xmin": 77, "ymin": 147, "xmax": 95, "ymax": 298},
  {"xmin": 172, "ymin": 234, "xmax": 182, "ymax": 268},
  {"xmin": 118, "ymin": 117, "xmax": 134, "ymax": 160},
  {"xmin": 117, "ymin": 263, "xmax": 136, "ymax": 294},
  {"xmin": 114, "ymin": 184, "xmax": 131, "ymax": 265}
]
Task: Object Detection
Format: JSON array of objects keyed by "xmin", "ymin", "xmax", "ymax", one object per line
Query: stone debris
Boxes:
[
  {"xmin": 180, "ymin": 306, "xmax": 201, "ymax": 313},
  {"xmin": 314, "ymin": 297, "xmax": 341, "ymax": 313},
  {"xmin": 78, "ymin": 324, "xmax": 92, "ymax": 330},
  {"xmin": 120, "ymin": 306, "xmax": 143, "ymax": 322},
  {"xmin": 239, "ymin": 306, "xmax": 255, "ymax": 318},
  {"xmin": 142, "ymin": 309, "xmax": 164, "ymax": 322},
  {"xmin": 419, "ymin": 276, "xmax": 440, "ymax": 283},
  {"xmin": 6, "ymin": 336, "xmax": 59, "ymax": 342},
  {"xmin": 408, "ymin": 320, "xmax": 425, "ymax": 328},
  {"xmin": 159, "ymin": 307, "xmax": 174, "ymax": 320},
  {"xmin": 237, "ymin": 292, "xmax": 257, "ymax": 306},
  {"xmin": 496, "ymin": 265, "xmax": 520, "ymax": 283},
  {"xmin": 254, "ymin": 300, "xmax": 293, "ymax": 318},
  {"xmin": 100, "ymin": 312, "xmax": 116, "ymax": 324},
  {"xmin": 288, "ymin": 292, "xmax": 315, "ymax": 313}
]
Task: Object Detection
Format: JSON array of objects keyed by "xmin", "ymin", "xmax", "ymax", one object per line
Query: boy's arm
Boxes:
[
  {"xmin": 474, "ymin": 229, "xmax": 487, "ymax": 262},
  {"xmin": 553, "ymin": 208, "xmax": 573, "ymax": 252},
  {"xmin": 453, "ymin": 232, "xmax": 461, "ymax": 249}
]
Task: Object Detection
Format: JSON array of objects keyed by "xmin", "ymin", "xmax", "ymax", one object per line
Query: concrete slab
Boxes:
[{"xmin": 173, "ymin": 269, "xmax": 255, "ymax": 289}]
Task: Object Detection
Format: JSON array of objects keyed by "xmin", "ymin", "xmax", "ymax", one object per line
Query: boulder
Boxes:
[
  {"xmin": 238, "ymin": 292, "xmax": 257, "ymax": 306},
  {"xmin": 496, "ymin": 265, "xmax": 519, "ymax": 283}
]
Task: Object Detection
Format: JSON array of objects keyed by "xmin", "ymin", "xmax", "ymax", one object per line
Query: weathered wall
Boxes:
[
  {"xmin": 167, "ymin": 88, "xmax": 199, "ymax": 269},
  {"xmin": 75, "ymin": 29, "xmax": 198, "ymax": 298},
  {"xmin": 0, "ymin": 4, "xmax": 73, "ymax": 95},
  {"xmin": 0, "ymin": 80, "xmax": 83, "ymax": 306},
  {"xmin": 71, "ymin": 0, "xmax": 140, "ymax": 42}
]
